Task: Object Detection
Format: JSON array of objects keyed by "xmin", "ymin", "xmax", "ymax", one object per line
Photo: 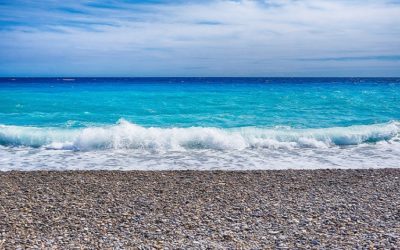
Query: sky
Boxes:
[{"xmin": 0, "ymin": 0, "xmax": 399, "ymax": 77}]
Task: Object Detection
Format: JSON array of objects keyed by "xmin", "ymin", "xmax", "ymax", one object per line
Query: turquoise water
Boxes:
[
  {"xmin": 1, "ymin": 78, "xmax": 400, "ymax": 128},
  {"xmin": 1, "ymin": 78, "xmax": 400, "ymax": 170}
]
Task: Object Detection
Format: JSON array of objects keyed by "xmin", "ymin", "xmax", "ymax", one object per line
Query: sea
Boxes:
[{"xmin": 0, "ymin": 77, "xmax": 399, "ymax": 171}]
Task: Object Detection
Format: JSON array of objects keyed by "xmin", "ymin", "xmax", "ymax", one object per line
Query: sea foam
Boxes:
[{"xmin": 0, "ymin": 119, "xmax": 399, "ymax": 151}]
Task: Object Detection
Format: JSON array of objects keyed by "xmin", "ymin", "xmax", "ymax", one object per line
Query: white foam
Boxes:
[
  {"xmin": 0, "ymin": 119, "xmax": 399, "ymax": 151},
  {"xmin": 1, "ymin": 142, "xmax": 400, "ymax": 171},
  {"xmin": 1, "ymin": 120, "xmax": 399, "ymax": 171}
]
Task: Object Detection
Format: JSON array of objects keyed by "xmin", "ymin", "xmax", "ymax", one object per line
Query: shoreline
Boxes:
[{"xmin": 1, "ymin": 169, "xmax": 399, "ymax": 248}]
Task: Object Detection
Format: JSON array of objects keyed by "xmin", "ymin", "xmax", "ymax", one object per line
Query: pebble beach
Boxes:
[{"xmin": 1, "ymin": 169, "xmax": 400, "ymax": 249}]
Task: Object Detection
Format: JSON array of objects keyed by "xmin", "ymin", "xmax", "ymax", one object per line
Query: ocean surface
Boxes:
[{"xmin": 1, "ymin": 77, "xmax": 399, "ymax": 170}]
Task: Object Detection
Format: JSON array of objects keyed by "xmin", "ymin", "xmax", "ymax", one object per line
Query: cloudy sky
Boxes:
[{"xmin": 0, "ymin": 0, "xmax": 399, "ymax": 77}]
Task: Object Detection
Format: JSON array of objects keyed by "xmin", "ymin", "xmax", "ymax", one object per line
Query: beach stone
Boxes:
[{"xmin": 0, "ymin": 169, "xmax": 399, "ymax": 248}]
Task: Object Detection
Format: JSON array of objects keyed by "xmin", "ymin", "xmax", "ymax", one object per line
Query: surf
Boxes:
[{"xmin": 0, "ymin": 119, "xmax": 399, "ymax": 151}]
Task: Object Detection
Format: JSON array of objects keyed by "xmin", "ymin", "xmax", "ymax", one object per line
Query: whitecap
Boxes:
[{"xmin": 0, "ymin": 119, "xmax": 398, "ymax": 151}]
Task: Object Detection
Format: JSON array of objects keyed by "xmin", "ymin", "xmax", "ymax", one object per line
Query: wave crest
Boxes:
[{"xmin": 0, "ymin": 119, "xmax": 399, "ymax": 151}]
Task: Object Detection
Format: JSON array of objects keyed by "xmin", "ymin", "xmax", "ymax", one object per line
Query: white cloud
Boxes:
[{"xmin": 1, "ymin": 0, "xmax": 399, "ymax": 76}]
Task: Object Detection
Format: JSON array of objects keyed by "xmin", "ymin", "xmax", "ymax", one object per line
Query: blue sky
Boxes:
[{"xmin": 0, "ymin": 0, "xmax": 399, "ymax": 77}]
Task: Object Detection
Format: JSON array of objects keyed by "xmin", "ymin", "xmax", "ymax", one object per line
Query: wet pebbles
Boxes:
[{"xmin": 1, "ymin": 169, "xmax": 400, "ymax": 249}]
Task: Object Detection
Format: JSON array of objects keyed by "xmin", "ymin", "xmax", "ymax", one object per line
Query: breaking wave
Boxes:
[{"xmin": 0, "ymin": 119, "xmax": 399, "ymax": 151}]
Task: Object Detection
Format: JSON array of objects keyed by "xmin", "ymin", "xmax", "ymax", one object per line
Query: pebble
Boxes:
[{"xmin": 0, "ymin": 169, "xmax": 399, "ymax": 248}]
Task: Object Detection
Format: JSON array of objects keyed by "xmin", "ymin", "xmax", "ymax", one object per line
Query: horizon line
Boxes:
[{"xmin": 1, "ymin": 76, "xmax": 400, "ymax": 79}]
